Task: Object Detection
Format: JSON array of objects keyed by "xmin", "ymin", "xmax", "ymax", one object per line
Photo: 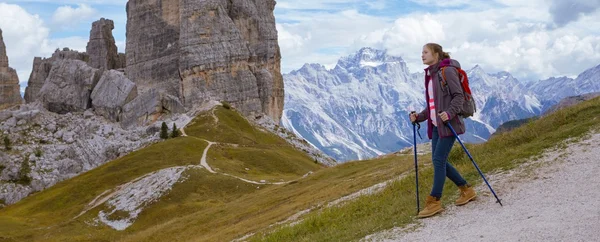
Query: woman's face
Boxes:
[{"xmin": 422, "ymin": 46, "xmax": 437, "ymax": 66}]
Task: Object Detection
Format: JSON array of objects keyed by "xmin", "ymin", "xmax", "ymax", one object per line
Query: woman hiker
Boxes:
[{"xmin": 409, "ymin": 43, "xmax": 477, "ymax": 218}]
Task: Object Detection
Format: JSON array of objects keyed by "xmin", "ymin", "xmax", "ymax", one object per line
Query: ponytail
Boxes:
[
  {"xmin": 425, "ymin": 43, "xmax": 451, "ymax": 61},
  {"xmin": 441, "ymin": 51, "xmax": 451, "ymax": 59}
]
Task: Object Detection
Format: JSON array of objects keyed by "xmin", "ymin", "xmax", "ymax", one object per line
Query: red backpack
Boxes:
[{"xmin": 439, "ymin": 67, "xmax": 477, "ymax": 118}]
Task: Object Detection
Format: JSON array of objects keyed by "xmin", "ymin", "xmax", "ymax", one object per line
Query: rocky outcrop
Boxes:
[
  {"xmin": 87, "ymin": 18, "xmax": 123, "ymax": 70},
  {"xmin": 125, "ymin": 0, "xmax": 181, "ymax": 97},
  {"xmin": 24, "ymin": 48, "xmax": 89, "ymax": 103},
  {"xmin": 0, "ymin": 103, "xmax": 165, "ymax": 205},
  {"xmin": 125, "ymin": 0, "xmax": 284, "ymax": 123},
  {"xmin": 120, "ymin": 88, "xmax": 184, "ymax": 128},
  {"xmin": 0, "ymin": 28, "xmax": 24, "ymax": 109},
  {"xmin": 91, "ymin": 70, "xmax": 138, "ymax": 122},
  {"xmin": 38, "ymin": 59, "xmax": 102, "ymax": 114},
  {"xmin": 24, "ymin": 57, "xmax": 53, "ymax": 103}
]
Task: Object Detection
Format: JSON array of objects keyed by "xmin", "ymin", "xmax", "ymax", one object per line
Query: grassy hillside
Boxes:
[
  {"xmin": 0, "ymin": 106, "xmax": 411, "ymax": 241},
  {"xmin": 252, "ymin": 96, "xmax": 600, "ymax": 241},
  {"xmin": 1, "ymin": 95, "xmax": 599, "ymax": 242},
  {"xmin": 492, "ymin": 117, "xmax": 538, "ymax": 136}
]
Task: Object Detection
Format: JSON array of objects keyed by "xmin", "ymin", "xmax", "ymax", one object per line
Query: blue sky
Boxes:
[{"xmin": 1, "ymin": 0, "xmax": 599, "ymax": 93}]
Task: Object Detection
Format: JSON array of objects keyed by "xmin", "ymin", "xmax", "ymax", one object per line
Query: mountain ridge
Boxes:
[{"xmin": 282, "ymin": 47, "xmax": 600, "ymax": 161}]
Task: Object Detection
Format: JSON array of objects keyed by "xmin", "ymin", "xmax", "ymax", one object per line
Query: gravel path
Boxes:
[
  {"xmin": 364, "ymin": 132, "xmax": 600, "ymax": 242},
  {"xmin": 200, "ymin": 141, "xmax": 217, "ymax": 173}
]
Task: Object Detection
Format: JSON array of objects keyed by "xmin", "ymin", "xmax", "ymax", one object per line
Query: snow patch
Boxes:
[
  {"xmin": 523, "ymin": 95, "xmax": 542, "ymax": 113},
  {"xmin": 360, "ymin": 61, "xmax": 384, "ymax": 68}
]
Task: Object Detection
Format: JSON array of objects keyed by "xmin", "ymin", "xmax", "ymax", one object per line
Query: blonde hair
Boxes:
[{"xmin": 424, "ymin": 43, "xmax": 450, "ymax": 61}]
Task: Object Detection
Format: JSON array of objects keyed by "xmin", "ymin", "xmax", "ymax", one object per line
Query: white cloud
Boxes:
[
  {"xmin": 276, "ymin": 0, "xmax": 600, "ymax": 81},
  {"xmin": 367, "ymin": 7, "xmax": 600, "ymax": 80},
  {"xmin": 0, "ymin": 3, "xmax": 95, "ymax": 91},
  {"xmin": 48, "ymin": 36, "xmax": 89, "ymax": 52},
  {"xmin": 276, "ymin": 24, "xmax": 307, "ymax": 56},
  {"xmin": 407, "ymin": 0, "xmax": 474, "ymax": 7},
  {"xmin": 1, "ymin": 0, "xmax": 126, "ymax": 6},
  {"xmin": 276, "ymin": 0, "xmax": 363, "ymax": 10},
  {"xmin": 276, "ymin": 9, "xmax": 390, "ymax": 72},
  {"xmin": 548, "ymin": 0, "xmax": 600, "ymax": 28},
  {"xmin": 52, "ymin": 4, "xmax": 97, "ymax": 30},
  {"xmin": 0, "ymin": 3, "xmax": 51, "ymax": 87},
  {"xmin": 115, "ymin": 40, "xmax": 126, "ymax": 54}
]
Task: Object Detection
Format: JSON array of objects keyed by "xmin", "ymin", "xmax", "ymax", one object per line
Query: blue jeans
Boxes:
[{"xmin": 430, "ymin": 127, "xmax": 467, "ymax": 198}]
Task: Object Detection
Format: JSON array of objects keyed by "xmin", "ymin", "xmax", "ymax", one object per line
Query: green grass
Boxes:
[
  {"xmin": 1, "ymin": 97, "xmax": 599, "ymax": 242},
  {"xmin": 207, "ymin": 144, "xmax": 320, "ymax": 181},
  {"xmin": 189, "ymin": 106, "xmax": 323, "ymax": 181},
  {"xmin": 252, "ymin": 96, "xmax": 600, "ymax": 241},
  {"xmin": 116, "ymin": 154, "xmax": 414, "ymax": 242},
  {"xmin": 0, "ymin": 136, "xmax": 208, "ymax": 240},
  {"xmin": 185, "ymin": 106, "xmax": 284, "ymax": 145},
  {"xmin": 0, "ymin": 106, "xmax": 341, "ymax": 241}
]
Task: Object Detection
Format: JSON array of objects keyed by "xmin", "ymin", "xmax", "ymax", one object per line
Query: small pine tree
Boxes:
[
  {"xmin": 160, "ymin": 122, "xmax": 169, "ymax": 139},
  {"xmin": 3, "ymin": 136, "xmax": 11, "ymax": 151},
  {"xmin": 171, "ymin": 123, "xmax": 180, "ymax": 138},
  {"xmin": 17, "ymin": 158, "xmax": 32, "ymax": 185}
]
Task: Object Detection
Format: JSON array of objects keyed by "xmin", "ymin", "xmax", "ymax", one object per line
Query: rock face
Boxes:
[
  {"xmin": 120, "ymin": 88, "xmax": 184, "ymax": 128},
  {"xmin": 0, "ymin": 104, "xmax": 163, "ymax": 205},
  {"xmin": 125, "ymin": 0, "xmax": 180, "ymax": 97},
  {"xmin": 24, "ymin": 48, "xmax": 89, "ymax": 103},
  {"xmin": 86, "ymin": 18, "xmax": 123, "ymax": 70},
  {"xmin": 125, "ymin": 0, "xmax": 284, "ymax": 123},
  {"xmin": 91, "ymin": 70, "xmax": 138, "ymax": 122},
  {"xmin": 38, "ymin": 59, "xmax": 102, "ymax": 114},
  {"xmin": 0, "ymin": 28, "xmax": 24, "ymax": 109}
]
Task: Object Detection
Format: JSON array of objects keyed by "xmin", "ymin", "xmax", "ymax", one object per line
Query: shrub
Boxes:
[
  {"xmin": 17, "ymin": 158, "xmax": 32, "ymax": 185},
  {"xmin": 3, "ymin": 136, "xmax": 11, "ymax": 151},
  {"xmin": 35, "ymin": 147, "xmax": 43, "ymax": 157},
  {"xmin": 171, "ymin": 123, "xmax": 181, "ymax": 138},
  {"xmin": 160, "ymin": 122, "xmax": 169, "ymax": 139}
]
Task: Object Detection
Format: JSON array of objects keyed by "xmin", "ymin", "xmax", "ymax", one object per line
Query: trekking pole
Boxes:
[
  {"xmin": 445, "ymin": 122, "xmax": 503, "ymax": 206},
  {"xmin": 413, "ymin": 123, "xmax": 420, "ymax": 214},
  {"xmin": 411, "ymin": 112, "xmax": 420, "ymax": 214}
]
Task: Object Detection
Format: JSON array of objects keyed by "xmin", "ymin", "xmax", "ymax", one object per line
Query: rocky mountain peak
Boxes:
[
  {"xmin": 86, "ymin": 18, "xmax": 124, "ymax": 70},
  {"xmin": 24, "ymin": 48, "xmax": 89, "ymax": 104},
  {"xmin": 126, "ymin": 0, "xmax": 284, "ymax": 123},
  {"xmin": 337, "ymin": 47, "xmax": 405, "ymax": 70},
  {"xmin": 282, "ymin": 47, "xmax": 559, "ymax": 161},
  {"xmin": 294, "ymin": 63, "xmax": 328, "ymax": 76},
  {"xmin": 0, "ymin": 28, "xmax": 25, "ymax": 109},
  {"xmin": 578, "ymin": 63, "xmax": 600, "ymax": 78},
  {"xmin": 0, "ymin": 29, "xmax": 7, "ymax": 70},
  {"xmin": 467, "ymin": 64, "xmax": 487, "ymax": 76}
]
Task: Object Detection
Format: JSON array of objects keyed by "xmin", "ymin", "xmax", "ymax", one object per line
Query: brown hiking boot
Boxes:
[
  {"xmin": 455, "ymin": 184, "xmax": 476, "ymax": 206},
  {"xmin": 417, "ymin": 195, "xmax": 444, "ymax": 218}
]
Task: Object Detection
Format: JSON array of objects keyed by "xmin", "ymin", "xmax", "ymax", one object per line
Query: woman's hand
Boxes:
[
  {"xmin": 438, "ymin": 111, "xmax": 450, "ymax": 122},
  {"xmin": 409, "ymin": 112, "xmax": 418, "ymax": 123}
]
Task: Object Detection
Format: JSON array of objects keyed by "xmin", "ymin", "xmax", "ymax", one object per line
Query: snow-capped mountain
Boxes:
[
  {"xmin": 467, "ymin": 66, "xmax": 542, "ymax": 129},
  {"xmin": 528, "ymin": 64, "xmax": 600, "ymax": 112},
  {"xmin": 282, "ymin": 47, "xmax": 598, "ymax": 162},
  {"xmin": 282, "ymin": 48, "xmax": 423, "ymax": 161}
]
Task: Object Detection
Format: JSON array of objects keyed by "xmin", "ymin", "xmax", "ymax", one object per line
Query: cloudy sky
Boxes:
[{"xmin": 1, "ymin": 0, "xmax": 599, "ymax": 93}]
